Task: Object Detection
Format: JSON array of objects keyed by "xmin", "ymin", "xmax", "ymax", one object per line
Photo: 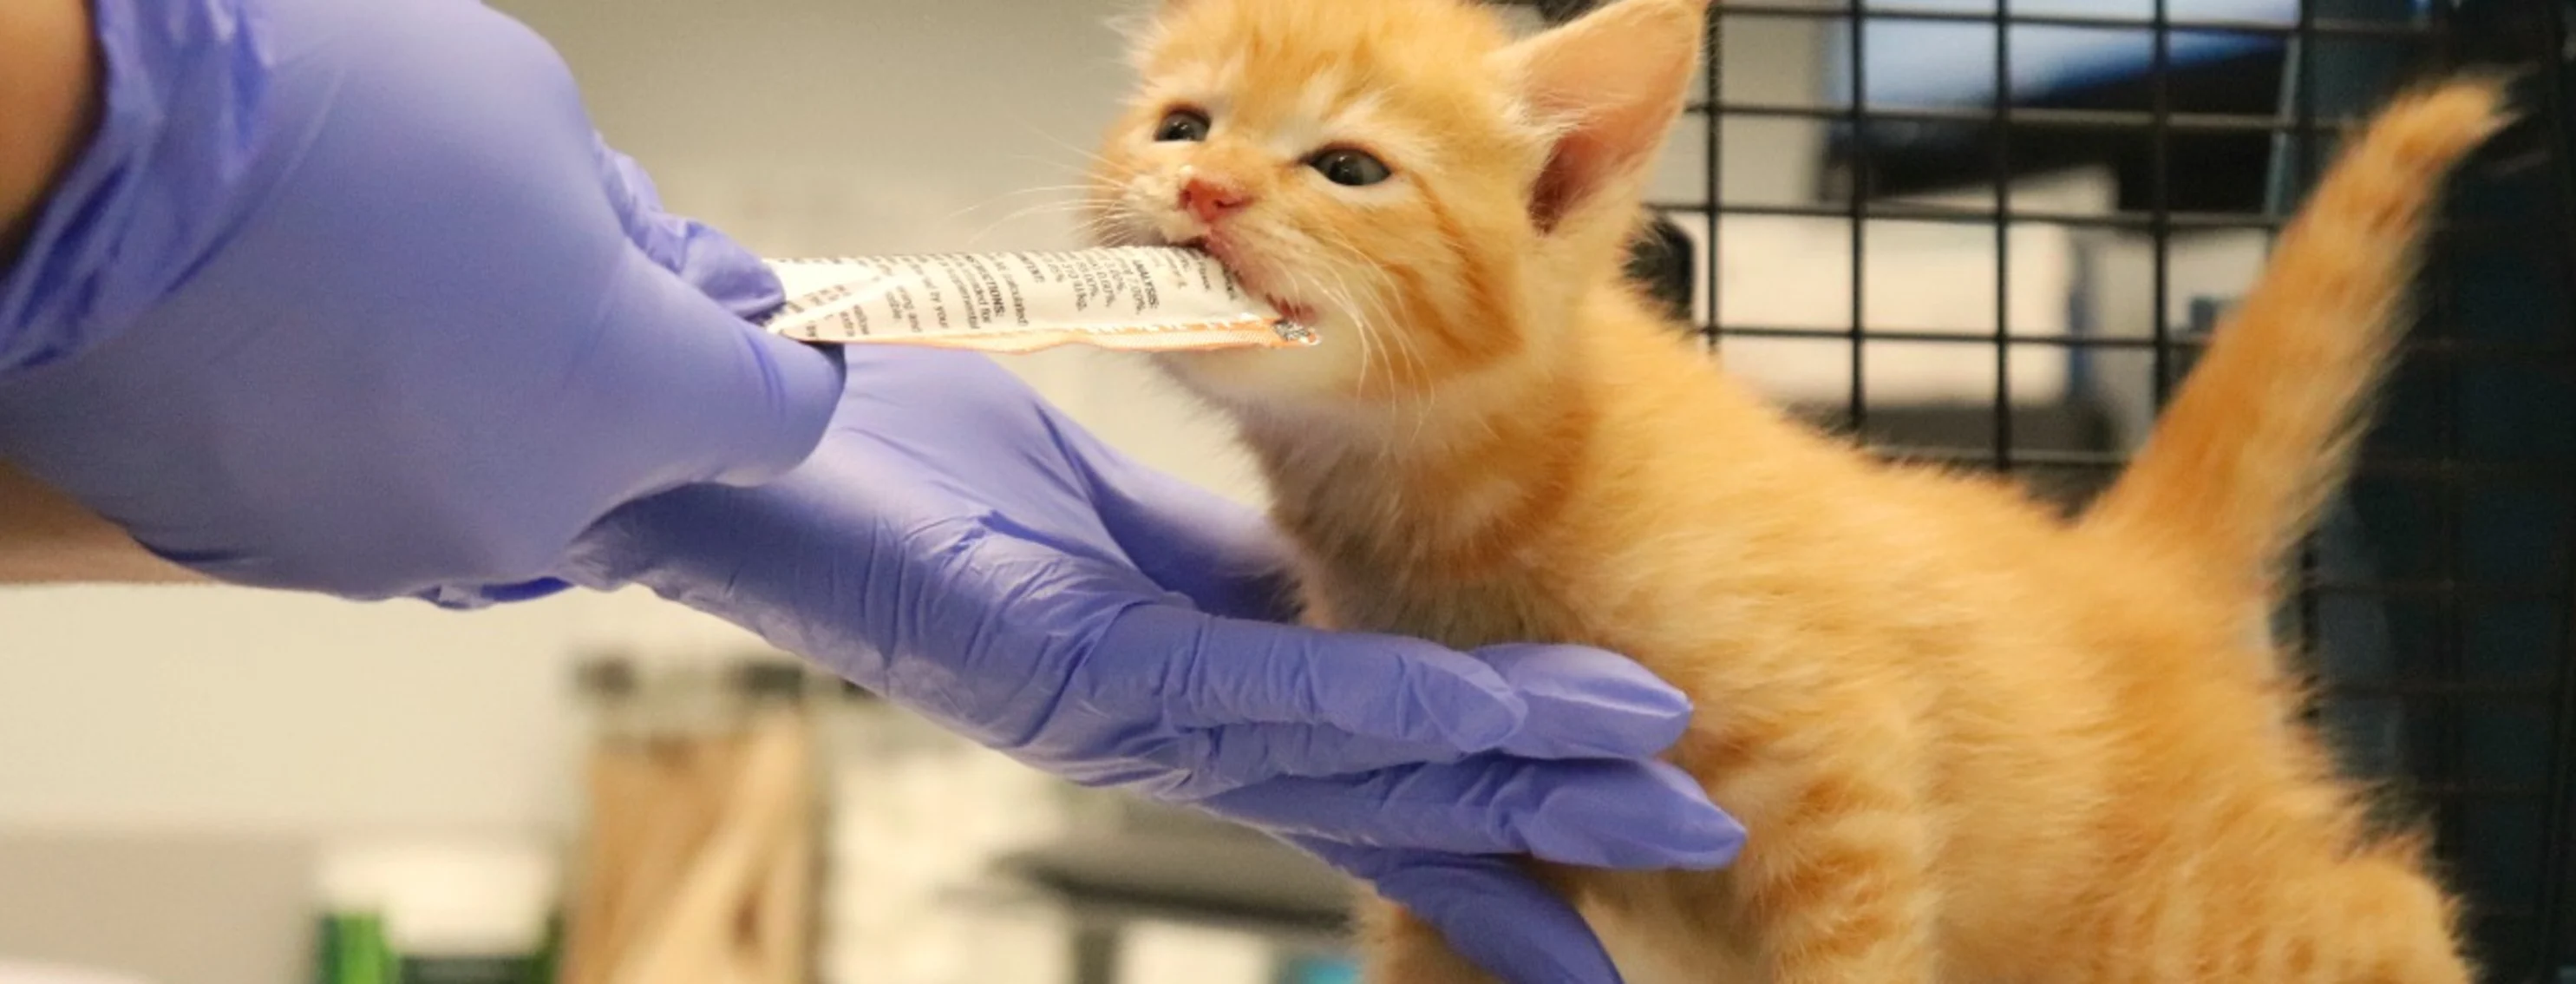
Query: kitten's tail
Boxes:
[{"xmin": 2081, "ymin": 75, "xmax": 2514, "ymax": 601}]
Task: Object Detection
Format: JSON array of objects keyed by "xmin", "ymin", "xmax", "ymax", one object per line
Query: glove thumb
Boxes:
[
  {"xmin": 580, "ymin": 134, "xmax": 840, "ymax": 488},
  {"xmin": 590, "ymin": 134, "xmax": 786, "ymax": 320}
]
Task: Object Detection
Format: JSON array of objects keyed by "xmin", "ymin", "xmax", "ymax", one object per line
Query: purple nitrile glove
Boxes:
[
  {"xmin": 562, "ymin": 344, "xmax": 1743, "ymax": 984},
  {"xmin": 0, "ymin": 0, "xmax": 840, "ymax": 600},
  {"xmin": 1297, "ymin": 838, "xmax": 1630, "ymax": 984}
]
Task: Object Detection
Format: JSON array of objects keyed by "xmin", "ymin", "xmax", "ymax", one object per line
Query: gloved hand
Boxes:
[
  {"xmin": 565, "ymin": 344, "xmax": 1744, "ymax": 983},
  {"xmin": 0, "ymin": 0, "xmax": 840, "ymax": 600}
]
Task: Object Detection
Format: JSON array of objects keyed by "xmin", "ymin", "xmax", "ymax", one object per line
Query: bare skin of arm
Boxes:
[
  {"xmin": 0, "ymin": 0, "xmax": 205, "ymax": 585},
  {"xmin": 1, "ymin": 0, "xmax": 97, "ymax": 268},
  {"xmin": 0, "ymin": 463, "xmax": 202, "ymax": 584}
]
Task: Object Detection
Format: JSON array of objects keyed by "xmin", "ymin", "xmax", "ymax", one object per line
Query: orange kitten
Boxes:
[{"xmin": 1086, "ymin": 1, "xmax": 2507, "ymax": 981}]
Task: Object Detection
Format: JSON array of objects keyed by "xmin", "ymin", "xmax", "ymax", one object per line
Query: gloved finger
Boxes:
[
  {"xmin": 1068, "ymin": 426, "xmax": 1304, "ymax": 622},
  {"xmin": 1479, "ymin": 644, "xmax": 1697, "ymax": 760},
  {"xmin": 573, "ymin": 248, "xmax": 843, "ymax": 491},
  {"xmin": 1178, "ymin": 723, "xmax": 1474, "ymax": 795},
  {"xmin": 1178, "ymin": 644, "xmax": 1700, "ymax": 789},
  {"xmin": 592, "ymin": 134, "xmax": 670, "ymax": 215},
  {"xmin": 1198, "ymin": 756, "xmax": 1744, "ymax": 869},
  {"xmin": 1099, "ymin": 605, "xmax": 1527, "ymax": 754},
  {"xmin": 1292, "ymin": 838, "xmax": 1625, "ymax": 984},
  {"xmin": 591, "ymin": 134, "xmax": 785, "ymax": 320}
]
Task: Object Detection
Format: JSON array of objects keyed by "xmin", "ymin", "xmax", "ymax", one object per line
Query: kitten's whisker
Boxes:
[
  {"xmin": 1311, "ymin": 247, "xmax": 1414, "ymax": 407},
  {"xmin": 1283, "ymin": 225, "xmax": 1411, "ymax": 412},
  {"xmin": 977, "ymin": 191, "xmax": 1143, "ymax": 246},
  {"xmin": 1319, "ymin": 270, "xmax": 1380, "ymax": 399},
  {"xmin": 1319, "ymin": 266, "xmax": 1386, "ymax": 398},
  {"xmin": 1321, "ymin": 258, "xmax": 1418, "ymax": 413},
  {"xmin": 991, "ymin": 200, "xmax": 1095, "ymax": 224},
  {"xmin": 1070, "ymin": 200, "xmax": 1153, "ymax": 247},
  {"xmin": 1326, "ymin": 270, "xmax": 1397, "ymax": 408},
  {"xmin": 954, "ymin": 184, "xmax": 1108, "ymax": 210},
  {"xmin": 1066, "ymin": 212, "xmax": 1130, "ymax": 233},
  {"xmin": 965, "ymin": 200, "xmax": 1108, "ymax": 246},
  {"xmin": 1016, "ymin": 128, "xmax": 1130, "ymax": 176},
  {"xmin": 1306, "ymin": 226, "xmax": 1400, "ymax": 294},
  {"xmin": 1291, "ymin": 266, "xmax": 1374, "ymax": 393},
  {"xmin": 1010, "ymin": 153, "xmax": 1125, "ymax": 175}
]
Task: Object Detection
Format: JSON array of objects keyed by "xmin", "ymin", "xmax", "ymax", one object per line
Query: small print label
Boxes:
[{"xmin": 761, "ymin": 247, "xmax": 1317, "ymax": 354}]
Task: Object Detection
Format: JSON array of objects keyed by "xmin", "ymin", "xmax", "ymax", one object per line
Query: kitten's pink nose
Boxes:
[{"xmin": 1180, "ymin": 176, "xmax": 1252, "ymax": 224}]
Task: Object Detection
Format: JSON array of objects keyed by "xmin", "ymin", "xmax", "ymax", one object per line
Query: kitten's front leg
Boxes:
[{"xmin": 1709, "ymin": 728, "xmax": 1940, "ymax": 984}]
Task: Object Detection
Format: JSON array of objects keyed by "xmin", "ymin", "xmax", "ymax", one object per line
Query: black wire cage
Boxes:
[{"xmin": 1510, "ymin": 0, "xmax": 2576, "ymax": 980}]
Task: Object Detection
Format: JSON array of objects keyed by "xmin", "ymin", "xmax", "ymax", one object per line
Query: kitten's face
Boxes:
[{"xmin": 1087, "ymin": 0, "xmax": 1702, "ymax": 412}]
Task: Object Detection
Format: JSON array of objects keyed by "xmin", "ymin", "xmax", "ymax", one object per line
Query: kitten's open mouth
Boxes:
[
  {"xmin": 1178, "ymin": 238, "xmax": 1317, "ymax": 325},
  {"xmin": 1265, "ymin": 297, "xmax": 1318, "ymax": 325}
]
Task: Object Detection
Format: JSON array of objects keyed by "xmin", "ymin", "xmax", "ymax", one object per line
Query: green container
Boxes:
[
  {"xmin": 314, "ymin": 913, "xmax": 400, "ymax": 984},
  {"xmin": 313, "ymin": 910, "xmax": 558, "ymax": 984}
]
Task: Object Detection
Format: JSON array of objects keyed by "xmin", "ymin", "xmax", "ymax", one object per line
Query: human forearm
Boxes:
[
  {"xmin": 0, "ymin": 0, "xmax": 840, "ymax": 602},
  {"xmin": 0, "ymin": 0, "xmax": 136, "ymax": 586},
  {"xmin": 0, "ymin": 462, "xmax": 202, "ymax": 585},
  {"xmin": 0, "ymin": 0, "xmax": 100, "ymax": 270}
]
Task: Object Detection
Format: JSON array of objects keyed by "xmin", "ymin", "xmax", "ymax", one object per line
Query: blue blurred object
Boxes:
[
  {"xmin": 1280, "ymin": 955, "xmax": 1361, "ymax": 984},
  {"xmin": 1826, "ymin": 0, "xmax": 2428, "ymax": 107}
]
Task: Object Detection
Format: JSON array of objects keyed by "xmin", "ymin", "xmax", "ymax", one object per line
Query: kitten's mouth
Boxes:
[
  {"xmin": 1178, "ymin": 237, "xmax": 1317, "ymax": 325},
  {"xmin": 1266, "ymin": 296, "xmax": 1319, "ymax": 325}
]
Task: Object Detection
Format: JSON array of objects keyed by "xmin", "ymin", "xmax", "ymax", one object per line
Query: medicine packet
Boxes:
[{"xmin": 760, "ymin": 247, "xmax": 1317, "ymax": 354}]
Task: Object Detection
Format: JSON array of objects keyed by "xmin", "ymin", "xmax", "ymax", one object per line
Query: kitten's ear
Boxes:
[{"xmin": 1497, "ymin": 0, "xmax": 1706, "ymax": 233}]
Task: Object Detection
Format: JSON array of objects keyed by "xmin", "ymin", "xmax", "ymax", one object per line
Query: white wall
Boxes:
[{"xmin": 0, "ymin": 587, "xmax": 579, "ymax": 833}]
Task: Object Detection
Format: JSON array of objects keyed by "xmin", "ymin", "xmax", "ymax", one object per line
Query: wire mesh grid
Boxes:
[{"xmin": 1583, "ymin": 0, "xmax": 2576, "ymax": 978}]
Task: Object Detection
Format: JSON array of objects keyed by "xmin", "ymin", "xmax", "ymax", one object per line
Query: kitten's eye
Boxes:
[
  {"xmin": 1155, "ymin": 108, "xmax": 1213, "ymax": 143},
  {"xmin": 1308, "ymin": 148, "xmax": 1393, "ymax": 187}
]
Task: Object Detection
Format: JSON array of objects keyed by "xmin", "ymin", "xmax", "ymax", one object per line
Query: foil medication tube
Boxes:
[{"xmin": 761, "ymin": 247, "xmax": 1317, "ymax": 354}]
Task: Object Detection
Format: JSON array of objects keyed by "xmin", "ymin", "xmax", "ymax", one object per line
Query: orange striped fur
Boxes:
[{"xmin": 1086, "ymin": 1, "xmax": 2507, "ymax": 981}]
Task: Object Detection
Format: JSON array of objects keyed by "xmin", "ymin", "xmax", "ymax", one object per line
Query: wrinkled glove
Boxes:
[
  {"xmin": 566, "ymin": 344, "xmax": 1745, "ymax": 983},
  {"xmin": 0, "ymin": 0, "xmax": 840, "ymax": 600}
]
